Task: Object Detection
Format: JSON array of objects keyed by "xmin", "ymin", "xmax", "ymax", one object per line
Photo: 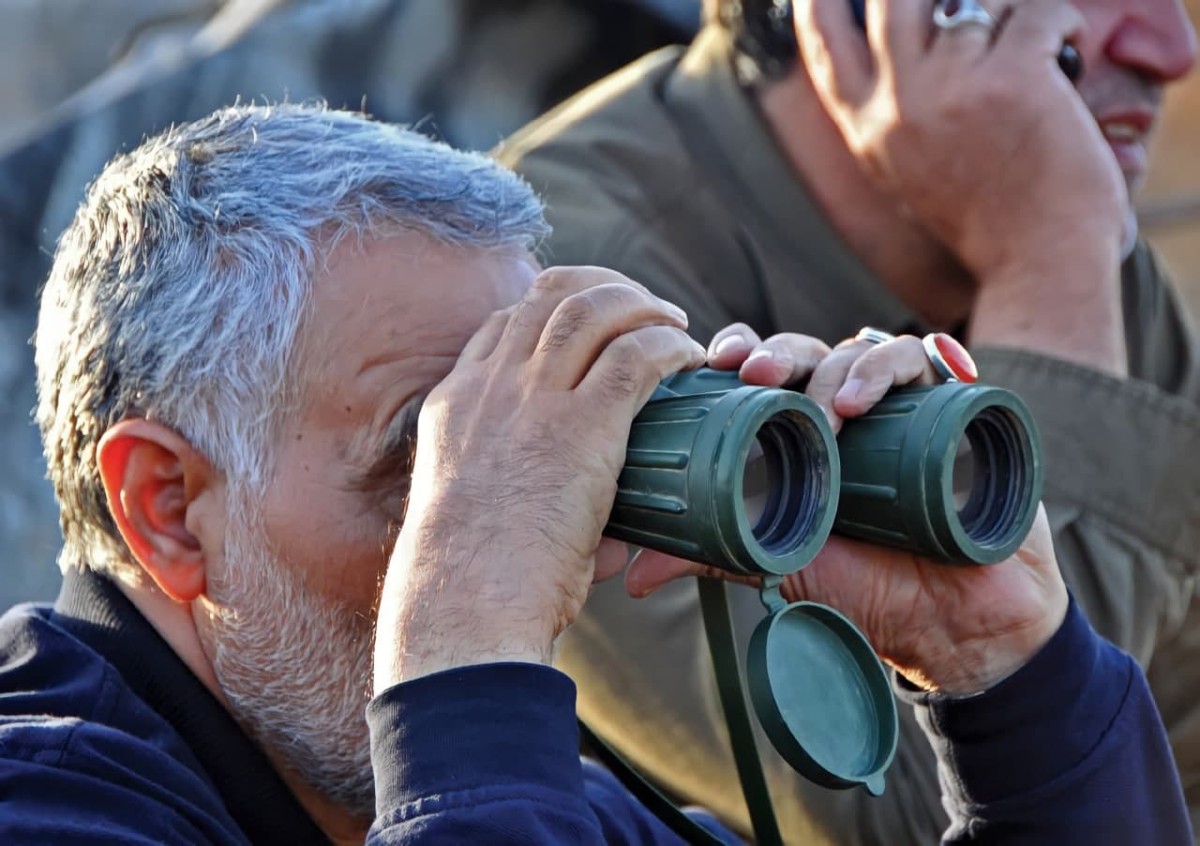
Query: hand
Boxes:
[
  {"xmin": 629, "ymin": 326, "xmax": 1069, "ymax": 694},
  {"xmin": 374, "ymin": 267, "xmax": 706, "ymax": 691},
  {"xmin": 707, "ymin": 322, "xmax": 948, "ymax": 431},
  {"xmin": 792, "ymin": 0, "xmax": 1127, "ymax": 279}
]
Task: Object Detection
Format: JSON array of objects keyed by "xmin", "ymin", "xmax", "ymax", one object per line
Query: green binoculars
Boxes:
[{"xmin": 606, "ymin": 367, "xmax": 1044, "ymax": 575}]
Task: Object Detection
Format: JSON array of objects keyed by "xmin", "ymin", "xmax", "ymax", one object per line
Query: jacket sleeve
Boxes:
[
  {"xmin": 365, "ymin": 662, "xmax": 738, "ymax": 846},
  {"xmin": 900, "ymin": 599, "xmax": 1193, "ymax": 845},
  {"xmin": 968, "ymin": 243, "xmax": 1200, "ymax": 828}
]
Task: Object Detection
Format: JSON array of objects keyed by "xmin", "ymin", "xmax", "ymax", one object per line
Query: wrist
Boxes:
[
  {"xmin": 968, "ymin": 239, "xmax": 1127, "ymax": 377},
  {"xmin": 373, "ymin": 515, "xmax": 556, "ymax": 694}
]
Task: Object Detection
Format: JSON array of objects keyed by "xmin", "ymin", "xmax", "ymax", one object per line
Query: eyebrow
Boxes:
[{"xmin": 352, "ymin": 392, "xmax": 427, "ymax": 495}]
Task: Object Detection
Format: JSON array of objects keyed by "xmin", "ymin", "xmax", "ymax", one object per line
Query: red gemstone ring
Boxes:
[{"xmin": 922, "ymin": 333, "xmax": 978, "ymax": 383}]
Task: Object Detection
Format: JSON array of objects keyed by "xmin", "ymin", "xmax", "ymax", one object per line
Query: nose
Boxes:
[{"xmin": 1106, "ymin": 0, "xmax": 1198, "ymax": 83}]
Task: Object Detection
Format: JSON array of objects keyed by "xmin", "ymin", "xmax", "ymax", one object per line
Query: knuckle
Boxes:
[
  {"xmin": 599, "ymin": 336, "xmax": 648, "ymax": 398},
  {"xmin": 532, "ymin": 265, "xmax": 577, "ymax": 295},
  {"xmin": 542, "ymin": 294, "xmax": 597, "ymax": 350}
]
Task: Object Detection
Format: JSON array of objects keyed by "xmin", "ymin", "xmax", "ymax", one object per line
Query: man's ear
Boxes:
[{"xmin": 96, "ymin": 420, "xmax": 220, "ymax": 602}]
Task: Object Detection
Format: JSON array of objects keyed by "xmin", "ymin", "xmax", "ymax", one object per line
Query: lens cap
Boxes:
[{"xmin": 746, "ymin": 602, "xmax": 897, "ymax": 794}]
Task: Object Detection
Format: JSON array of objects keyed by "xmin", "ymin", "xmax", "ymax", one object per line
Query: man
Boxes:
[
  {"xmin": 0, "ymin": 0, "xmax": 697, "ymax": 611},
  {"xmin": 0, "ymin": 102, "xmax": 1189, "ymax": 844},
  {"xmin": 498, "ymin": 0, "xmax": 1200, "ymax": 840}
]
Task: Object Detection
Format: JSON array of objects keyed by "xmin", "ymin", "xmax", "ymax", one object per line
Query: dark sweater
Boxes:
[{"xmin": 0, "ymin": 569, "xmax": 1190, "ymax": 844}]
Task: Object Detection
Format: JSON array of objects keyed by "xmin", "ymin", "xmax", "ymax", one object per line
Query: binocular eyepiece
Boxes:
[{"xmin": 606, "ymin": 368, "xmax": 1043, "ymax": 575}]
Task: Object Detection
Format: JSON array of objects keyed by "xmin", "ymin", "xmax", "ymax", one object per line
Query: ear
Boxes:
[{"xmin": 97, "ymin": 420, "xmax": 220, "ymax": 602}]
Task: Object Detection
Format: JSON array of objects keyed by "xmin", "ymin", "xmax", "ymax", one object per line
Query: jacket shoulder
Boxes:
[
  {"xmin": 497, "ymin": 47, "xmax": 726, "ymax": 260},
  {"xmin": 1122, "ymin": 239, "xmax": 1200, "ymax": 397},
  {"xmin": 0, "ymin": 606, "xmax": 244, "ymax": 843}
]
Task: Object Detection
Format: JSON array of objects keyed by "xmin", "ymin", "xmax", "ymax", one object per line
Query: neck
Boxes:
[
  {"xmin": 118, "ymin": 581, "xmax": 371, "ymax": 845},
  {"xmin": 756, "ymin": 66, "xmax": 976, "ymax": 330}
]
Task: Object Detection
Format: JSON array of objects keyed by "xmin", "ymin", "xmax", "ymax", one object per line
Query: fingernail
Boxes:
[
  {"xmin": 745, "ymin": 348, "xmax": 774, "ymax": 364},
  {"xmin": 712, "ymin": 333, "xmax": 746, "ymax": 358},
  {"xmin": 836, "ymin": 378, "xmax": 864, "ymax": 404},
  {"xmin": 663, "ymin": 301, "xmax": 688, "ymax": 325},
  {"xmin": 626, "ymin": 545, "xmax": 644, "ymax": 567}
]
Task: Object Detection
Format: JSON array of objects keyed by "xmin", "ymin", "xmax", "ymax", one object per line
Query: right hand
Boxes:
[
  {"xmin": 793, "ymin": 0, "xmax": 1128, "ymax": 278},
  {"xmin": 373, "ymin": 267, "xmax": 706, "ymax": 692}
]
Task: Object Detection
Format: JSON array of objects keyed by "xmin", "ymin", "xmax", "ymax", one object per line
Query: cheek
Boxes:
[{"xmin": 257, "ymin": 467, "xmax": 393, "ymax": 612}]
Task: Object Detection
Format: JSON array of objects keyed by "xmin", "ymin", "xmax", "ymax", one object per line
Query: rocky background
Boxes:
[{"xmin": 0, "ymin": 0, "xmax": 1196, "ymax": 608}]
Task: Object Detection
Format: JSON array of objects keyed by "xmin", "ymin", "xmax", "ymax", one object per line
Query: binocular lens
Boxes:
[
  {"xmin": 951, "ymin": 437, "xmax": 976, "ymax": 512},
  {"xmin": 741, "ymin": 413, "xmax": 829, "ymax": 556},
  {"xmin": 741, "ymin": 438, "xmax": 773, "ymax": 531},
  {"xmin": 952, "ymin": 407, "xmax": 1029, "ymax": 548}
]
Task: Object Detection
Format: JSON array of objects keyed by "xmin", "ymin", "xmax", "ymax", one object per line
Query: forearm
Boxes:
[
  {"xmin": 901, "ymin": 599, "xmax": 1192, "ymax": 845},
  {"xmin": 969, "ymin": 241, "xmax": 1127, "ymax": 378}
]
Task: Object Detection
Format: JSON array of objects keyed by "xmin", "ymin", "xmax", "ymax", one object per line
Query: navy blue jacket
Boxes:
[{"xmin": 0, "ymin": 569, "xmax": 1191, "ymax": 844}]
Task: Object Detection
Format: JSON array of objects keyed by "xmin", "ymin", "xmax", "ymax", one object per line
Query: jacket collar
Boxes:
[{"xmin": 53, "ymin": 568, "xmax": 332, "ymax": 845}]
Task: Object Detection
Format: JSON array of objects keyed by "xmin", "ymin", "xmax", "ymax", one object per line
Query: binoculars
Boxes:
[
  {"xmin": 606, "ymin": 367, "xmax": 1044, "ymax": 575},
  {"xmin": 604, "ymin": 367, "xmax": 1045, "ymax": 804}
]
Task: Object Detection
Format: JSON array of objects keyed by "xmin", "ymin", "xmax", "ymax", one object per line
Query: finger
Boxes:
[
  {"xmin": 832, "ymin": 334, "xmax": 936, "ymax": 416},
  {"xmin": 991, "ymin": 0, "xmax": 1084, "ymax": 75},
  {"xmin": 527, "ymin": 283, "xmax": 690, "ymax": 390},
  {"xmin": 496, "ymin": 266, "xmax": 670, "ymax": 363},
  {"xmin": 707, "ymin": 323, "xmax": 763, "ymax": 370},
  {"xmin": 792, "ymin": 0, "xmax": 875, "ymax": 110},
  {"xmin": 803, "ymin": 338, "xmax": 878, "ymax": 431},
  {"xmin": 577, "ymin": 324, "xmax": 707, "ymax": 418},
  {"xmin": 593, "ymin": 538, "xmax": 631, "ymax": 584},
  {"xmin": 625, "ymin": 548, "xmax": 758, "ymax": 598},
  {"xmin": 738, "ymin": 332, "xmax": 832, "ymax": 387},
  {"xmin": 458, "ymin": 306, "xmax": 517, "ymax": 363},
  {"xmin": 925, "ymin": 0, "xmax": 1001, "ymax": 64},
  {"xmin": 867, "ymin": 0, "xmax": 932, "ymax": 70}
]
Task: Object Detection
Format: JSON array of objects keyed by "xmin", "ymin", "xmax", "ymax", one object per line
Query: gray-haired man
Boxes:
[{"xmin": 0, "ymin": 101, "xmax": 1190, "ymax": 844}]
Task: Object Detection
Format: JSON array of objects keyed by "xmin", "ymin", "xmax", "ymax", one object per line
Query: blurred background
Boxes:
[{"xmin": 0, "ymin": 0, "xmax": 1195, "ymax": 607}]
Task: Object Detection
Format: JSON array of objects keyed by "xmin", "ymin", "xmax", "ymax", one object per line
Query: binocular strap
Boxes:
[{"xmin": 579, "ymin": 578, "xmax": 783, "ymax": 846}]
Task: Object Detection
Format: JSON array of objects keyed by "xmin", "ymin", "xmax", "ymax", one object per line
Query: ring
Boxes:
[
  {"xmin": 932, "ymin": 0, "xmax": 996, "ymax": 32},
  {"xmin": 922, "ymin": 333, "xmax": 978, "ymax": 383},
  {"xmin": 855, "ymin": 327, "xmax": 895, "ymax": 345}
]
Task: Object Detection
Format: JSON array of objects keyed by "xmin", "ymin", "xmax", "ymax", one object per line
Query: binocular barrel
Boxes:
[
  {"xmin": 835, "ymin": 383, "xmax": 1043, "ymax": 564},
  {"xmin": 606, "ymin": 369, "xmax": 1044, "ymax": 573},
  {"xmin": 605, "ymin": 369, "xmax": 840, "ymax": 576}
]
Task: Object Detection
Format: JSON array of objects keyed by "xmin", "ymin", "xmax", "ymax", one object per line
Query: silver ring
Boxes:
[
  {"xmin": 855, "ymin": 327, "xmax": 895, "ymax": 346},
  {"xmin": 932, "ymin": 0, "xmax": 996, "ymax": 32}
]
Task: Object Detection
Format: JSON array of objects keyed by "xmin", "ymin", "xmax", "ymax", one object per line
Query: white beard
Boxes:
[{"xmin": 204, "ymin": 512, "xmax": 377, "ymax": 820}]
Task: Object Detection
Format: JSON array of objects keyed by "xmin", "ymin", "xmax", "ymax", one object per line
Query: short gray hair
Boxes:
[{"xmin": 36, "ymin": 102, "xmax": 549, "ymax": 581}]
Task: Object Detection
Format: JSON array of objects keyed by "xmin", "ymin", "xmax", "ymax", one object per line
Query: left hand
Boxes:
[
  {"xmin": 707, "ymin": 322, "xmax": 945, "ymax": 431},
  {"xmin": 623, "ymin": 325, "xmax": 1069, "ymax": 695}
]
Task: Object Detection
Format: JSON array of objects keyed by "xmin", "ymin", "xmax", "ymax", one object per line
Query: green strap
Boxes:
[
  {"xmin": 697, "ymin": 578, "xmax": 784, "ymax": 846},
  {"xmin": 579, "ymin": 578, "xmax": 783, "ymax": 846}
]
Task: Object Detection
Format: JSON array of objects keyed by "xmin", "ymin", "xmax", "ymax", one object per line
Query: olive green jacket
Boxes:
[{"xmin": 498, "ymin": 25, "xmax": 1200, "ymax": 845}]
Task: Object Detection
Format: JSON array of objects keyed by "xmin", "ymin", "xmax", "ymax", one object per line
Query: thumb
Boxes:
[
  {"xmin": 625, "ymin": 549, "xmax": 708, "ymax": 598},
  {"xmin": 625, "ymin": 548, "xmax": 761, "ymax": 598}
]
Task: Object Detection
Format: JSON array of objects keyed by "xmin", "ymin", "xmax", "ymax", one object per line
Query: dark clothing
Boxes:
[
  {"xmin": 498, "ymin": 24, "xmax": 1200, "ymax": 843},
  {"xmin": 0, "ymin": 570, "xmax": 329, "ymax": 844},
  {"xmin": 0, "ymin": 569, "xmax": 1191, "ymax": 844}
]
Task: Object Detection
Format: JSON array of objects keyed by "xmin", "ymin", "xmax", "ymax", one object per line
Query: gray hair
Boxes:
[{"xmin": 35, "ymin": 102, "xmax": 549, "ymax": 581}]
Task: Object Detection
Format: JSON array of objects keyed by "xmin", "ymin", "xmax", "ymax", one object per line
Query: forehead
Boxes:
[{"xmin": 299, "ymin": 231, "xmax": 535, "ymax": 407}]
